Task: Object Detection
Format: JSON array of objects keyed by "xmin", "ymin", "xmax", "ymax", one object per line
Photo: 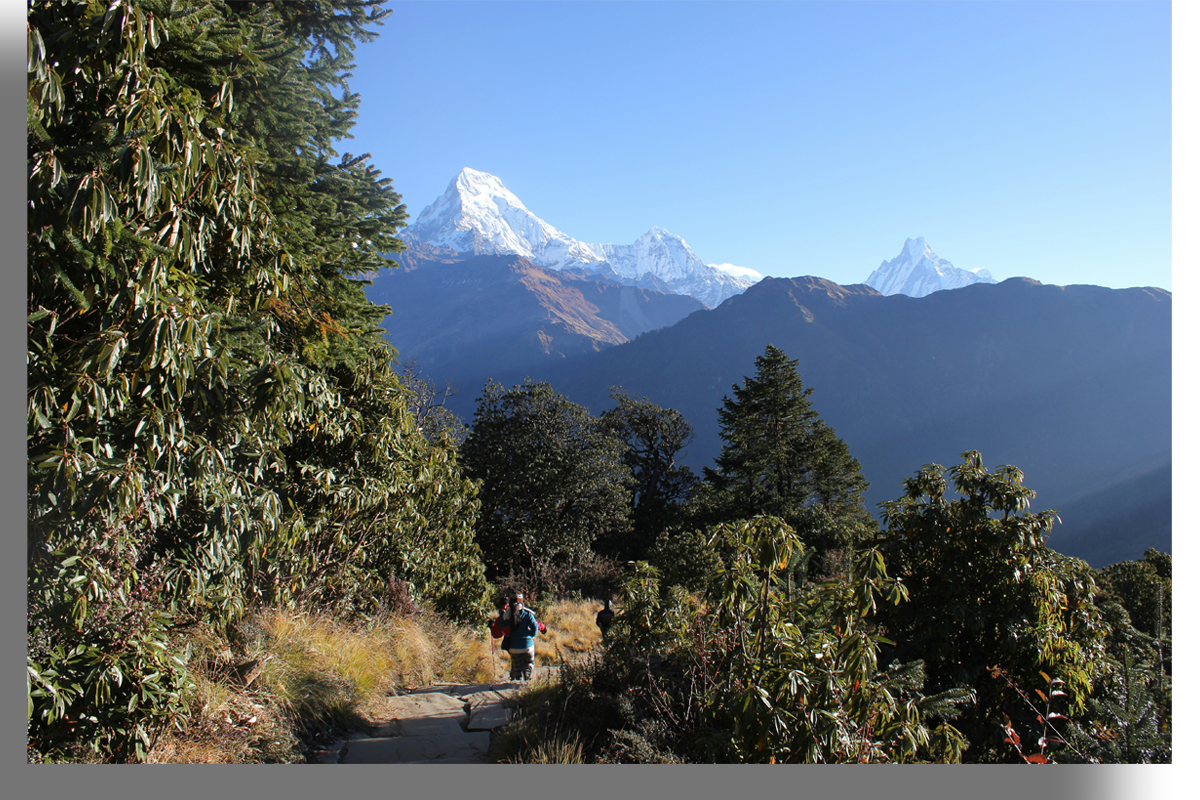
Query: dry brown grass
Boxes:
[
  {"xmin": 147, "ymin": 607, "xmax": 494, "ymax": 763},
  {"xmin": 389, "ymin": 614, "xmax": 494, "ymax": 687},
  {"xmin": 147, "ymin": 599, "xmax": 608, "ymax": 762},
  {"xmin": 516, "ymin": 729, "xmax": 586, "ymax": 764},
  {"xmin": 538, "ymin": 598, "xmax": 605, "ymax": 663}
]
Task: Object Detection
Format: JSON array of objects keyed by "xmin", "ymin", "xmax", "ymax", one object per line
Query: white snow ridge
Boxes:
[
  {"xmin": 402, "ymin": 168, "xmax": 604, "ymax": 267},
  {"xmin": 865, "ymin": 237, "xmax": 996, "ymax": 298},
  {"xmin": 401, "ymin": 168, "xmax": 762, "ymax": 307},
  {"xmin": 710, "ymin": 263, "xmax": 765, "ymax": 281}
]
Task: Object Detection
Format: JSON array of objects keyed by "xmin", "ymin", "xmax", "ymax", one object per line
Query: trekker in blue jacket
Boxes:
[{"xmin": 496, "ymin": 592, "xmax": 544, "ymax": 681}]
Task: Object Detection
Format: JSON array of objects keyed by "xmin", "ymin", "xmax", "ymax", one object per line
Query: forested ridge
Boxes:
[{"xmin": 28, "ymin": 1, "xmax": 1169, "ymax": 764}]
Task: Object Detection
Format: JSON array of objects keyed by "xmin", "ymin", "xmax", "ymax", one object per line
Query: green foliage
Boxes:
[
  {"xmin": 1054, "ymin": 596, "xmax": 1171, "ymax": 763},
  {"xmin": 695, "ymin": 517, "xmax": 970, "ymax": 764},
  {"xmin": 1096, "ymin": 549, "xmax": 1171, "ymax": 649},
  {"xmin": 27, "ymin": 0, "xmax": 487, "ymax": 760},
  {"xmin": 1054, "ymin": 565, "xmax": 1171, "ymax": 763},
  {"xmin": 695, "ymin": 345, "xmax": 875, "ymax": 558},
  {"xmin": 603, "ymin": 562, "xmax": 700, "ymax": 672},
  {"xmin": 27, "ymin": 602, "xmax": 188, "ymax": 762},
  {"xmin": 1091, "ymin": 658, "xmax": 1170, "ymax": 763},
  {"xmin": 876, "ymin": 451, "xmax": 1109, "ymax": 761},
  {"xmin": 460, "ymin": 379, "xmax": 632, "ymax": 592},
  {"xmin": 395, "ymin": 360, "xmax": 469, "ymax": 447},
  {"xmin": 646, "ymin": 529, "xmax": 723, "ymax": 594},
  {"xmin": 243, "ymin": 350, "xmax": 490, "ymax": 623},
  {"xmin": 598, "ymin": 387, "xmax": 699, "ymax": 560},
  {"xmin": 542, "ymin": 518, "xmax": 970, "ymax": 763},
  {"xmin": 991, "ymin": 667, "xmax": 1075, "ymax": 764}
]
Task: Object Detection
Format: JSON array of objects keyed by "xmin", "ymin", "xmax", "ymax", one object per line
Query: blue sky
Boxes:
[{"xmin": 339, "ymin": 0, "xmax": 1173, "ymax": 291}]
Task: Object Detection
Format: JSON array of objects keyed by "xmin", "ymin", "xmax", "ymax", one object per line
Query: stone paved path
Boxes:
[{"xmin": 311, "ymin": 664, "xmax": 558, "ymax": 764}]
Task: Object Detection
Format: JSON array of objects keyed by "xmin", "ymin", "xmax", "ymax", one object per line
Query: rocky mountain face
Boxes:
[
  {"xmin": 866, "ymin": 237, "xmax": 997, "ymax": 297},
  {"xmin": 524, "ymin": 276, "xmax": 1171, "ymax": 567},
  {"xmin": 362, "ymin": 252, "xmax": 705, "ymax": 401},
  {"xmin": 399, "ymin": 168, "xmax": 762, "ymax": 307}
]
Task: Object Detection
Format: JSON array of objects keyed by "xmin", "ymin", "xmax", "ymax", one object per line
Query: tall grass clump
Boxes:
[
  {"xmin": 489, "ymin": 677, "xmax": 584, "ymax": 763},
  {"xmin": 391, "ymin": 613, "xmax": 494, "ymax": 687},
  {"xmin": 252, "ymin": 611, "xmax": 396, "ymax": 728},
  {"xmin": 538, "ymin": 599, "xmax": 605, "ymax": 661},
  {"xmin": 517, "ymin": 729, "xmax": 587, "ymax": 764},
  {"xmin": 146, "ymin": 607, "xmax": 494, "ymax": 763}
]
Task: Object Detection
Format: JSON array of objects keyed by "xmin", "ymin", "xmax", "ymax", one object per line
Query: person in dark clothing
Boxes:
[{"xmin": 595, "ymin": 598, "xmax": 614, "ymax": 636}]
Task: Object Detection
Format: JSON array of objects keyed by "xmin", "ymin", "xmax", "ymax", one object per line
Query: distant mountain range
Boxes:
[
  {"xmin": 365, "ymin": 170, "xmax": 1171, "ymax": 567},
  {"xmin": 530, "ymin": 276, "xmax": 1170, "ymax": 567},
  {"xmin": 400, "ymin": 168, "xmax": 762, "ymax": 307},
  {"xmin": 400, "ymin": 168, "xmax": 1005, "ymax": 304}
]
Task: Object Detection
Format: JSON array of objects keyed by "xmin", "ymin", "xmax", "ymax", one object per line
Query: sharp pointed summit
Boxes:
[
  {"xmin": 865, "ymin": 237, "xmax": 996, "ymax": 298},
  {"xmin": 403, "ymin": 168, "xmax": 603, "ymax": 266},
  {"xmin": 400, "ymin": 168, "xmax": 762, "ymax": 307}
]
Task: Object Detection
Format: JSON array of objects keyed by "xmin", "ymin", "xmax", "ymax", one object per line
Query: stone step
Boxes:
[
  {"xmin": 310, "ymin": 742, "xmax": 344, "ymax": 764},
  {"xmin": 340, "ymin": 731, "xmax": 492, "ymax": 764},
  {"xmin": 465, "ymin": 692, "xmax": 512, "ymax": 730}
]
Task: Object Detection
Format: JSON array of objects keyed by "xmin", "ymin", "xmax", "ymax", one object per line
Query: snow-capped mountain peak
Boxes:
[
  {"xmin": 865, "ymin": 237, "xmax": 997, "ymax": 297},
  {"xmin": 401, "ymin": 168, "xmax": 762, "ymax": 307},
  {"xmin": 404, "ymin": 168, "xmax": 603, "ymax": 266}
]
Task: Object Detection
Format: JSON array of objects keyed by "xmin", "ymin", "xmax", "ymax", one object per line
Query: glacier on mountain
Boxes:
[
  {"xmin": 401, "ymin": 168, "xmax": 762, "ymax": 307},
  {"xmin": 865, "ymin": 237, "xmax": 996, "ymax": 298}
]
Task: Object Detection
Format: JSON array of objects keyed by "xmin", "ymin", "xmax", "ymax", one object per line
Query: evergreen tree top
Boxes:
[{"xmin": 700, "ymin": 344, "xmax": 873, "ymax": 554}]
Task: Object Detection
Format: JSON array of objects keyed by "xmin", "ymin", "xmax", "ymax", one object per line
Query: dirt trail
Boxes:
[{"xmin": 310, "ymin": 664, "xmax": 558, "ymax": 764}]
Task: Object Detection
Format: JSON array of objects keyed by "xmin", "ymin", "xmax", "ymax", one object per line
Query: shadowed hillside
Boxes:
[{"xmin": 527, "ymin": 276, "xmax": 1171, "ymax": 566}]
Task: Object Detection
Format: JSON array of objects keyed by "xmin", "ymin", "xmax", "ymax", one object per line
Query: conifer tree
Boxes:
[
  {"xmin": 1059, "ymin": 598, "xmax": 1171, "ymax": 763},
  {"xmin": 696, "ymin": 345, "xmax": 874, "ymax": 558}
]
